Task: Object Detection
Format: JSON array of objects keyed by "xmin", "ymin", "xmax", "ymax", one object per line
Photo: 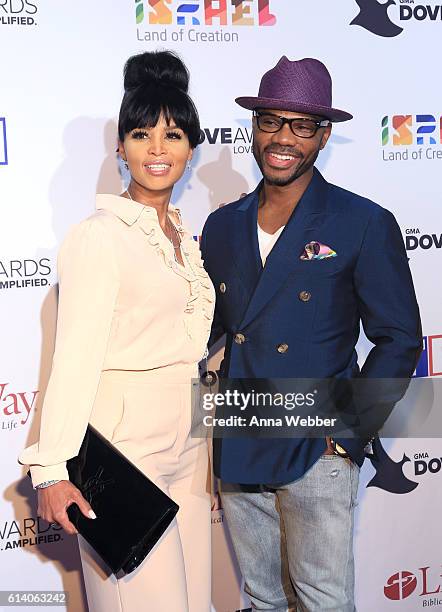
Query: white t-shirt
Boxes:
[{"xmin": 257, "ymin": 223, "xmax": 285, "ymax": 265}]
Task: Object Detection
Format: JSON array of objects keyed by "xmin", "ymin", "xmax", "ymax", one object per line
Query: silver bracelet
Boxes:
[{"xmin": 35, "ymin": 479, "xmax": 61, "ymax": 489}]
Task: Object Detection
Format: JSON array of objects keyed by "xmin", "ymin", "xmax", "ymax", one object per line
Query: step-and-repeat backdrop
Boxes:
[{"xmin": 1, "ymin": 1, "xmax": 441, "ymax": 610}]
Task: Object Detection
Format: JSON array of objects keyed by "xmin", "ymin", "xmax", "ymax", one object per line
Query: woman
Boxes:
[{"xmin": 19, "ymin": 50, "xmax": 215, "ymax": 612}]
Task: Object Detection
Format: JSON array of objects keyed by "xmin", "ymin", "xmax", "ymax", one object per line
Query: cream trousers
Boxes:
[{"xmin": 77, "ymin": 365, "xmax": 211, "ymax": 612}]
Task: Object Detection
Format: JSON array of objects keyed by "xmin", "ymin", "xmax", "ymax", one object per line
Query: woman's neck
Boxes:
[{"xmin": 124, "ymin": 181, "xmax": 173, "ymax": 225}]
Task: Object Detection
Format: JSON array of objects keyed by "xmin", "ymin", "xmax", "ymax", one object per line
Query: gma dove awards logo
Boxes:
[
  {"xmin": 351, "ymin": 0, "xmax": 442, "ymax": 38},
  {"xmin": 136, "ymin": 0, "xmax": 276, "ymax": 44}
]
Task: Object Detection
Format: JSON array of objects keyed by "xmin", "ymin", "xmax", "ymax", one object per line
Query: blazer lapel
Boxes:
[
  {"xmin": 239, "ymin": 169, "xmax": 330, "ymax": 329},
  {"xmin": 228, "ymin": 187, "xmax": 263, "ymax": 299}
]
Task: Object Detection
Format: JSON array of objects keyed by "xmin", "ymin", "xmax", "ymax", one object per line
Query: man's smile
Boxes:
[{"xmin": 264, "ymin": 149, "xmax": 303, "ymax": 170}]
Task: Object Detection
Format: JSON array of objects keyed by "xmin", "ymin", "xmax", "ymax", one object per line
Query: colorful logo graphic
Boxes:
[
  {"xmin": 382, "ymin": 115, "xmax": 442, "ymax": 146},
  {"xmin": 384, "ymin": 567, "xmax": 442, "ymax": 603},
  {"xmin": 136, "ymin": 0, "xmax": 276, "ymax": 27},
  {"xmin": 413, "ymin": 335, "xmax": 442, "ymax": 377},
  {"xmin": 351, "ymin": 0, "xmax": 403, "ymax": 37},
  {"xmin": 0, "ymin": 118, "xmax": 7, "ymax": 166}
]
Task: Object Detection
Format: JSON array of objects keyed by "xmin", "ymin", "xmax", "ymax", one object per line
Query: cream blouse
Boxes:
[{"xmin": 19, "ymin": 194, "xmax": 215, "ymax": 486}]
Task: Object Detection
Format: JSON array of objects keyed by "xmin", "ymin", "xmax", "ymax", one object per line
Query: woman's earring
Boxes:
[
  {"xmin": 124, "ymin": 161, "xmax": 129, "ymax": 170},
  {"xmin": 186, "ymin": 160, "xmax": 192, "ymax": 171}
]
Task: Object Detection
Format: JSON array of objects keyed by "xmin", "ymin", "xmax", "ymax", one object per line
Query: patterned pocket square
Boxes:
[{"xmin": 300, "ymin": 241, "xmax": 337, "ymax": 260}]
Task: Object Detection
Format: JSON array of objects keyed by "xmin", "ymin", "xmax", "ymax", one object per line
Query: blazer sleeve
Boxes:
[
  {"xmin": 355, "ymin": 207, "xmax": 422, "ymax": 379},
  {"xmin": 18, "ymin": 217, "xmax": 119, "ymax": 486},
  {"xmin": 334, "ymin": 206, "xmax": 422, "ymax": 464},
  {"xmin": 201, "ymin": 216, "xmax": 225, "ymax": 348}
]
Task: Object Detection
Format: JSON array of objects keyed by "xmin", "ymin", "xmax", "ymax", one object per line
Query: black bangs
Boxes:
[{"xmin": 118, "ymin": 84, "xmax": 201, "ymax": 148}]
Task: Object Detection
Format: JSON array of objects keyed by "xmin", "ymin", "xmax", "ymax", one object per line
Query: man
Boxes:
[{"xmin": 200, "ymin": 57, "xmax": 422, "ymax": 611}]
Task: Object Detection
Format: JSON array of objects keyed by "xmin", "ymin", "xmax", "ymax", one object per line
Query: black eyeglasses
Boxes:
[{"xmin": 253, "ymin": 111, "xmax": 330, "ymax": 138}]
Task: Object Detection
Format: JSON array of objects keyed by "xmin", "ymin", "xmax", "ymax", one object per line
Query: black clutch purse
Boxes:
[{"xmin": 30, "ymin": 425, "xmax": 179, "ymax": 575}]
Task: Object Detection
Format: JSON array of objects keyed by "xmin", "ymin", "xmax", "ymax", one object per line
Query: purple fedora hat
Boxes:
[{"xmin": 236, "ymin": 56, "xmax": 352, "ymax": 123}]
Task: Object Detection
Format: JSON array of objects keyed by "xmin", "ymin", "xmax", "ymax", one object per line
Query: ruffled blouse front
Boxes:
[
  {"xmin": 138, "ymin": 201, "xmax": 215, "ymax": 356},
  {"xmin": 19, "ymin": 194, "xmax": 215, "ymax": 485}
]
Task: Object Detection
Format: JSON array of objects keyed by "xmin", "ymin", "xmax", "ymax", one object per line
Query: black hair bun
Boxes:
[{"xmin": 123, "ymin": 50, "xmax": 190, "ymax": 93}]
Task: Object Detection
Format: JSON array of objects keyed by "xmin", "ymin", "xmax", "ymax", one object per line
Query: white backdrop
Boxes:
[{"xmin": 1, "ymin": 1, "xmax": 442, "ymax": 610}]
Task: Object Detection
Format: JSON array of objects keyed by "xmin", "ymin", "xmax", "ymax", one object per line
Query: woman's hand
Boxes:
[{"xmin": 37, "ymin": 480, "xmax": 97, "ymax": 535}]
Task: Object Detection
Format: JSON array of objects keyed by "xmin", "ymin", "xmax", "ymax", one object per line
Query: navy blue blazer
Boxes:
[{"xmin": 201, "ymin": 168, "xmax": 422, "ymax": 484}]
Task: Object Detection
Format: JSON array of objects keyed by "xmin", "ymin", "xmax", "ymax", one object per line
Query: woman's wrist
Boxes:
[
  {"xmin": 30, "ymin": 461, "xmax": 69, "ymax": 488},
  {"xmin": 34, "ymin": 479, "xmax": 61, "ymax": 490}
]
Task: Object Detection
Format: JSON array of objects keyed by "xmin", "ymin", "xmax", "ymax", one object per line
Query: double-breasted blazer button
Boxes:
[
  {"xmin": 299, "ymin": 290, "xmax": 311, "ymax": 302},
  {"xmin": 234, "ymin": 333, "xmax": 246, "ymax": 344},
  {"xmin": 277, "ymin": 343, "xmax": 289, "ymax": 354},
  {"xmin": 219, "ymin": 282, "xmax": 226, "ymax": 294}
]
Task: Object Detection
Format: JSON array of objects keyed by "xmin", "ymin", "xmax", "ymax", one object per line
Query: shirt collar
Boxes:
[{"xmin": 96, "ymin": 194, "xmax": 177, "ymax": 226}]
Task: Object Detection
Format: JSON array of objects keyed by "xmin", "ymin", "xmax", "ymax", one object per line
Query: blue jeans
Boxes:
[{"xmin": 220, "ymin": 454, "xmax": 359, "ymax": 612}]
